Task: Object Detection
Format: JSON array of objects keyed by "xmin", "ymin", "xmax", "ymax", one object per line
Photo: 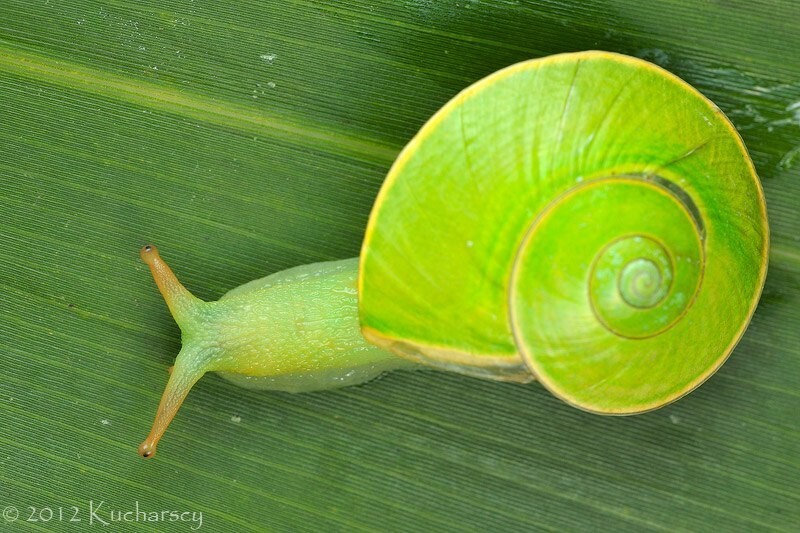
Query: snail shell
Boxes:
[{"xmin": 359, "ymin": 51, "xmax": 768, "ymax": 414}]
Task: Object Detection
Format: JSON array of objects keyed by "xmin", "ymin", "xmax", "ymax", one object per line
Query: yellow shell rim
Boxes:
[{"xmin": 359, "ymin": 50, "xmax": 769, "ymax": 409}]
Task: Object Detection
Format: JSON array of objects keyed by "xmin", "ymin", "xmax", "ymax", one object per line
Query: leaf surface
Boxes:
[{"xmin": 1, "ymin": 1, "xmax": 798, "ymax": 530}]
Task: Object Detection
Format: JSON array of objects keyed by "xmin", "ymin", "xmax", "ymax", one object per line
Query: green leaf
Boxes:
[{"xmin": 1, "ymin": 0, "xmax": 797, "ymax": 530}]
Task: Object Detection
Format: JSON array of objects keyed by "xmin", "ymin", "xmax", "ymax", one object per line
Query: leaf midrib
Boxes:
[{"xmin": 0, "ymin": 41, "xmax": 399, "ymax": 164}]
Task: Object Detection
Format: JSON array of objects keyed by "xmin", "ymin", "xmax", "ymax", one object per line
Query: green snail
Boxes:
[{"xmin": 137, "ymin": 51, "xmax": 768, "ymax": 458}]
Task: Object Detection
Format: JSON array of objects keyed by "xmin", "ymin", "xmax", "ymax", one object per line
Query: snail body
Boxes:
[
  {"xmin": 138, "ymin": 51, "xmax": 768, "ymax": 458},
  {"xmin": 137, "ymin": 251, "xmax": 413, "ymax": 457}
]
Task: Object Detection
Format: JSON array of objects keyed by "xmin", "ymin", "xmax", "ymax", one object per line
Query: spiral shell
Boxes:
[{"xmin": 358, "ymin": 51, "xmax": 768, "ymax": 413}]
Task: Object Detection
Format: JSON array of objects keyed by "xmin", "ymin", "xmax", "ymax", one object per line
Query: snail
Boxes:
[{"xmin": 137, "ymin": 51, "xmax": 768, "ymax": 458}]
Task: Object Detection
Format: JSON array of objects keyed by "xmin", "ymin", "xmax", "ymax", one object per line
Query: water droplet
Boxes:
[
  {"xmin": 636, "ymin": 48, "xmax": 670, "ymax": 66},
  {"xmin": 779, "ymin": 145, "xmax": 800, "ymax": 170}
]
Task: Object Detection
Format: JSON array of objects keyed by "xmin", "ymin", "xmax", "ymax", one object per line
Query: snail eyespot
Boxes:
[
  {"xmin": 138, "ymin": 441, "xmax": 156, "ymax": 458},
  {"xmin": 140, "ymin": 244, "xmax": 160, "ymax": 263}
]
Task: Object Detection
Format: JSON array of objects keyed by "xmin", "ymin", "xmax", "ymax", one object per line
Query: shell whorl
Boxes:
[{"xmin": 359, "ymin": 51, "xmax": 768, "ymax": 413}]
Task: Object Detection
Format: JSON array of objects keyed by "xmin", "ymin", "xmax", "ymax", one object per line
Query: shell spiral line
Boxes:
[
  {"xmin": 513, "ymin": 174, "xmax": 705, "ymax": 342},
  {"xmin": 359, "ymin": 51, "xmax": 768, "ymax": 413}
]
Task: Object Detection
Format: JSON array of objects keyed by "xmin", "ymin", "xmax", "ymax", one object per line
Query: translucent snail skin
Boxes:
[
  {"xmin": 137, "ymin": 247, "xmax": 415, "ymax": 458},
  {"xmin": 137, "ymin": 51, "xmax": 768, "ymax": 458}
]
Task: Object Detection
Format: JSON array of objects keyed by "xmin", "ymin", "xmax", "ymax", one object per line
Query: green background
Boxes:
[{"xmin": 1, "ymin": 0, "xmax": 797, "ymax": 530}]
